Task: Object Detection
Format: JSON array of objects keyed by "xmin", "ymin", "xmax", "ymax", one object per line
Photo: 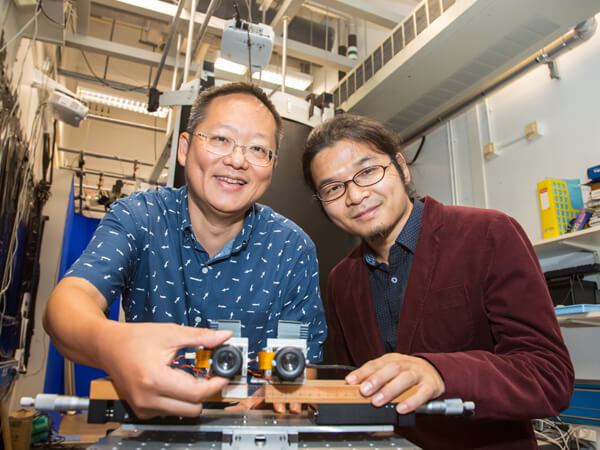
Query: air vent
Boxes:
[
  {"xmin": 334, "ymin": 0, "xmax": 600, "ymax": 141},
  {"xmin": 383, "ymin": 38, "xmax": 393, "ymax": 64},
  {"xmin": 356, "ymin": 65, "xmax": 364, "ymax": 89},
  {"xmin": 373, "ymin": 47, "xmax": 383, "ymax": 73},
  {"xmin": 393, "ymin": 27, "xmax": 404, "ymax": 55}
]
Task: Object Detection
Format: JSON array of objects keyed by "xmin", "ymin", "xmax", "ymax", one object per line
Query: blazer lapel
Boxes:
[
  {"xmin": 396, "ymin": 197, "xmax": 444, "ymax": 354},
  {"xmin": 342, "ymin": 246, "xmax": 386, "ymax": 362}
]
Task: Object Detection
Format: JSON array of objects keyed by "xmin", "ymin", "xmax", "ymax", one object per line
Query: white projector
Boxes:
[
  {"xmin": 48, "ymin": 90, "xmax": 88, "ymax": 127},
  {"xmin": 221, "ymin": 19, "xmax": 274, "ymax": 72}
]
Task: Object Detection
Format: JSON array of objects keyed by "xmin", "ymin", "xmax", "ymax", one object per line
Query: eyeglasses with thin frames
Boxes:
[
  {"xmin": 190, "ymin": 131, "xmax": 276, "ymax": 167},
  {"xmin": 316, "ymin": 163, "xmax": 393, "ymax": 202}
]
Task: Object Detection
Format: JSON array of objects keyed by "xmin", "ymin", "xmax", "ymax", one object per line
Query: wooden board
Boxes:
[
  {"xmin": 89, "ymin": 378, "xmax": 247, "ymax": 402},
  {"xmin": 265, "ymin": 380, "xmax": 419, "ymax": 404},
  {"xmin": 90, "ymin": 378, "xmax": 418, "ymax": 404}
]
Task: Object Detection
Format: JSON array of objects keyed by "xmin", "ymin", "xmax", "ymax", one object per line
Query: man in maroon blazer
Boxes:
[{"xmin": 301, "ymin": 114, "xmax": 574, "ymax": 449}]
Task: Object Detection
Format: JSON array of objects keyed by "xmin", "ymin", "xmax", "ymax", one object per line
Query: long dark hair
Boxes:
[{"xmin": 302, "ymin": 114, "xmax": 413, "ymax": 196}]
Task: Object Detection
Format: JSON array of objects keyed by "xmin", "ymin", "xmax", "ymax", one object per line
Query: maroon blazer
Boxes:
[{"xmin": 327, "ymin": 197, "xmax": 574, "ymax": 449}]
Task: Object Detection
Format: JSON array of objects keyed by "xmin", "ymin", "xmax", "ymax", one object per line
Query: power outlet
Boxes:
[
  {"xmin": 483, "ymin": 142, "xmax": 495, "ymax": 158},
  {"xmin": 525, "ymin": 121, "xmax": 540, "ymax": 140}
]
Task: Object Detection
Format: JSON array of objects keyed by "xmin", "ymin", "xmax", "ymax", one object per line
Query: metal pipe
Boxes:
[
  {"xmin": 189, "ymin": 0, "xmax": 220, "ymax": 66},
  {"xmin": 58, "ymin": 147, "xmax": 155, "ymax": 167},
  {"xmin": 183, "ymin": 0, "xmax": 198, "ymax": 85},
  {"xmin": 167, "ymin": 34, "xmax": 182, "ymax": 134},
  {"xmin": 103, "ymin": 19, "xmax": 116, "ymax": 79},
  {"xmin": 86, "ymin": 114, "xmax": 167, "ymax": 134},
  {"xmin": 152, "ymin": 0, "xmax": 186, "ymax": 90},
  {"xmin": 58, "ymin": 69, "xmax": 148, "ymax": 93},
  {"xmin": 281, "ymin": 16, "xmax": 289, "ymax": 93},
  {"xmin": 401, "ymin": 18, "xmax": 598, "ymax": 146},
  {"xmin": 62, "ymin": 166, "xmax": 161, "ymax": 185}
]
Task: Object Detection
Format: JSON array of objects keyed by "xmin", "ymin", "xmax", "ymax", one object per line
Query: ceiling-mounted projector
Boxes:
[
  {"xmin": 48, "ymin": 91, "xmax": 88, "ymax": 127},
  {"xmin": 220, "ymin": 19, "xmax": 274, "ymax": 72}
]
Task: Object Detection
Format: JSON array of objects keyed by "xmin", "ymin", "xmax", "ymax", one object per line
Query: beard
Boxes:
[{"xmin": 366, "ymin": 222, "xmax": 397, "ymax": 241}]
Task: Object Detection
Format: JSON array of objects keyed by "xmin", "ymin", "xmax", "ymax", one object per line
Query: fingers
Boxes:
[
  {"xmin": 289, "ymin": 403, "xmax": 302, "ymax": 414},
  {"xmin": 345, "ymin": 357, "xmax": 386, "ymax": 385},
  {"xmin": 272, "ymin": 402, "xmax": 303, "ymax": 414},
  {"xmin": 343, "ymin": 354, "xmax": 445, "ymax": 413},
  {"xmin": 166, "ymin": 327, "xmax": 233, "ymax": 350},
  {"xmin": 153, "ymin": 366, "xmax": 230, "ymax": 403},
  {"xmin": 273, "ymin": 402, "xmax": 286, "ymax": 414},
  {"xmin": 396, "ymin": 383, "xmax": 434, "ymax": 414},
  {"xmin": 128, "ymin": 375, "xmax": 229, "ymax": 419},
  {"xmin": 225, "ymin": 395, "xmax": 265, "ymax": 411},
  {"xmin": 360, "ymin": 359, "xmax": 417, "ymax": 400}
]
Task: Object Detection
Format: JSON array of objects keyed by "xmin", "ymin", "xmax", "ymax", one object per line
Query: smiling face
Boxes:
[
  {"xmin": 310, "ymin": 139, "xmax": 412, "ymax": 243},
  {"xmin": 177, "ymin": 93, "xmax": 277, "ymax": 222}
]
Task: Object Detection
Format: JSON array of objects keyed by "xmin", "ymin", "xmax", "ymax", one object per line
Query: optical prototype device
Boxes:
[{"xmin": 194, "ymin": 320, "xmax": 308, "ymax": 386}]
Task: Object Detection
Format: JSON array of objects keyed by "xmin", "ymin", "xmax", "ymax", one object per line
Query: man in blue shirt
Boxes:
[{"xmin": 43, "ymin": 83, "xmax": 327, "ymax": 419}]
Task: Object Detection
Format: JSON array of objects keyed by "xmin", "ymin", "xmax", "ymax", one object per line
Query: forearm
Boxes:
[
  {"xmin": 43, "ymin": 277, "xmax": 121, "ymax": 369},
  {"xmin": 417, "ymin": 348, "xmax": 573, "ymax": 420}
]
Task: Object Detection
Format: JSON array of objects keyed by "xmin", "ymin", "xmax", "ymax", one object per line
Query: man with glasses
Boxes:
[
  {"xmin": 302, "ymin": 114, "xmax": 573, "ymax": 449},
  {"xmin": 44, "ymin": 83, "xmax": 326, "ymax": 419}
]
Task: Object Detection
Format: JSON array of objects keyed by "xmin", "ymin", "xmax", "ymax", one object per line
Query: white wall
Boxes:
[
  {"xmin": 407, "ymin": 17, "xmax": 600, "ymax": 242},
  {"xmin": 402, "ymin": 15, "xmax": 600, "ymax": 382}
]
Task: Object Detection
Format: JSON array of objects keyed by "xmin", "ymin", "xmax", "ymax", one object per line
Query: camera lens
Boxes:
[
  {"xmin": 211, "ymin": 345, "xmax": 243, "ymax": 378},
  {"xmin": 273, "ymin": 347, "xmax": 305, "ymax": 381}
]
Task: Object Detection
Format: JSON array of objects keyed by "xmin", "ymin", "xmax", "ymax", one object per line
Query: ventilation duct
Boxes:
[{"xmin": 332, "ymin": 0, "xmax": 600, "ymax": 141}]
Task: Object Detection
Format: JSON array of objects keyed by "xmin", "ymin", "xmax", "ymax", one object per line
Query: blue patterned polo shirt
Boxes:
[{"xmin": 65, "ymin": 186, "xmax": 327, "ymax": 363}]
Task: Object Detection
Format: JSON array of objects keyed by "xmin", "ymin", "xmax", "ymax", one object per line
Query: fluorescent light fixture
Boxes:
[
  {"xmin": 215, "ymin": 57, "xmax": 248, "ymax": 75},
  {"xmin": 216, "ymin": 57, "xmax": 313, "ymax": 91},
  {"xmin": 253, "ymin": 69, "xmax": 313, "ymax": 91},
  {"xmin": 76, "ymin": 87, "xmax": 169, "ymax": 118}
]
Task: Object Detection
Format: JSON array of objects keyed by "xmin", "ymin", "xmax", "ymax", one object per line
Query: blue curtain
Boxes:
[{"xmin": 43, "ymin": 179, "xmax": 119, "ymax": 397}]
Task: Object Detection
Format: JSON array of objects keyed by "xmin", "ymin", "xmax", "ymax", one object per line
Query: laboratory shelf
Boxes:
[
  {"xmin": 533, "ymin": 227, "xmax": 600, "ymax": 259},
  {"xmin": 555, "ymin": 305, "xmax": 600, "ymax": 328}
]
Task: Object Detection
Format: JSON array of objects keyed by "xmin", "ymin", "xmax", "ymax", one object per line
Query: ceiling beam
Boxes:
[
  {"xmin": 58, "ymin": 68, "xmax": 149, "ymax": 92},
  {"xmin": 89, "ymin": 0, "xmax": 355, "ymax": 71},
  {"xmin": 64, "ymin": 31, "xmax": 201, "ymax": 72},
  {"xmin": 270, "ymin": 0, "xmax": 305, "ymax": 31},
  {"xmin": 309, "ymin": 0, "xmax": 409, "ymax": 29},
  {"xmin": 77, "ymin": 0, "xmax": 91, "ymax": 35}
]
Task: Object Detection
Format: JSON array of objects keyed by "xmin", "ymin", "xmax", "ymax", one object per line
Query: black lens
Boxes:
[
  {"xmin": 273, "ymin": 347, "xmax": 305, "ymax": 381},
  {"xmin": 211, "ymin": 345, "xmax": 243, "ymax": 378}
]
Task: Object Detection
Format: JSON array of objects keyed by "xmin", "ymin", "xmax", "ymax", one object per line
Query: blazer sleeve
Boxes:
[{"xmin": 415, "ymin": 213, "xmax": 574, "ymax": 421}]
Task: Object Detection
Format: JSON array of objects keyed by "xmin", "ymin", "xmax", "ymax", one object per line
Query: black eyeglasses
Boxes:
[
  {"xmin": 190, "ymin": 132, "xmax": 276, "ymax": 167},
  {"xmin": 316, "ymin": 163, "xmax": 392, "ymax": 202}
]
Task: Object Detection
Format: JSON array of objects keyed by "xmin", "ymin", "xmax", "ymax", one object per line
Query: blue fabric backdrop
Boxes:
[{"xmin": 43, "ymin": 179, "xmax": 119, "ymax": 397}]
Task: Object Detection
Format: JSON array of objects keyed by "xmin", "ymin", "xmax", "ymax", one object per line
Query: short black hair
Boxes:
[
  {"xmin": 187, "ymin": 82, "xmax": 283, "ymax": 151},
  {"xmin": 302, "ymin": 114, "xmax": 410, "ymax": 193}
]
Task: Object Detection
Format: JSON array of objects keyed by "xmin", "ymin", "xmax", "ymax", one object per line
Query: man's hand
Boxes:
[
  {"xmin": 345, "ymin": 353, "xmax": 445, "ymax": 414},
  {"xmin": 97, "ymin": 321, "xmax": 232, "ymax": 419}
]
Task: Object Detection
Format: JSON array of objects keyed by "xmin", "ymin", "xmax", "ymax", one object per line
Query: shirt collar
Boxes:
[
  {"xmin": 179, "ymin": 186, "xmax": 257, "ymax": 253},
  {"xmin": 363, "ymin": 198, "xmax": 424, "ymax": 267},
  {"xmin": 396, "ymin": 198, "xmax": 423, "ymax": 253}
]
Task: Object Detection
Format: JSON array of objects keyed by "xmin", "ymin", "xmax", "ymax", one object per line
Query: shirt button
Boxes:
[
  {"xmin": 202, "ymin": 267, "xmax": 208, "ymax": 274},
  {"xmin": 391, "ymin": 277, "xmax": 398, "ymax": 284}
]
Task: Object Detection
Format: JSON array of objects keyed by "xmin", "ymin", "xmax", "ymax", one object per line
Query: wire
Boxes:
[
  {"xmin": 407, "ymin": 135, "xmax": 426, "ymax": 166},
  {"xmin": 65, "ymin": 9, "xmax": 147, "ymax": 93},
  {"xmin": 40, "ymin": 0, "xmax": 64, "ymax": 27},
  {"xmin": 306, "ymin": 363, "xmax": 357, "ymax": 371},
  {"xmin": 244, "ymin": 0, "xmax": 253, "ymax": 23},
  {"xmin": 0, "ymin": 6, "xmax": 41, "ymax": 54},
  {"xmin": 79, "ymin": 50, "xmax": 147, "ymax": 92}
]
